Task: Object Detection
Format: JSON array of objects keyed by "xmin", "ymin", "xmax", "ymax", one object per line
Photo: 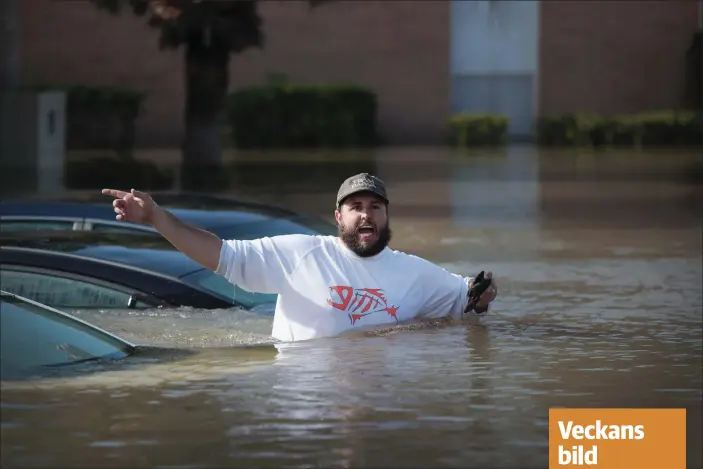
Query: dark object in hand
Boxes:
[{"xmin": 465, "ymin": 270, "xmax": 492, "ymax": 314}]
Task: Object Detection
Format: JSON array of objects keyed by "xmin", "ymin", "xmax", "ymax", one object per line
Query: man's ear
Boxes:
[{"xmin": 334, "ymin": 209, "xmax": 342, "ymax": 225}]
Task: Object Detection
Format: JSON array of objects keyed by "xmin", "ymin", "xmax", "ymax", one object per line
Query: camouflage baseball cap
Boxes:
[{"xmin": 336, "ymin": 173, "xmax": 389, "ymax": 206}]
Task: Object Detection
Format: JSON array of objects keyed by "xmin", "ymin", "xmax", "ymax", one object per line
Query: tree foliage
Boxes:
[
  {"xmin": 92, "ymin": 0, "xmax": 264, "ymax": 53},
  {"xmin": 90, "ymin": 0, "xmax": 334, "ymax": 180}
]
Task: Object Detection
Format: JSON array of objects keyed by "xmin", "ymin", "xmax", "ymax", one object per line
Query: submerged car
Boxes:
[
  {"xmin": 1, "ymin": 290, "xmax": 136, "ymax": 375},
  {"xmin": 0, "ymin": 190, "xmax": 337, "ymax": 238},
  {"xmin": 0, "ymin": 230, "xmax": 277, "ymax": 311}
]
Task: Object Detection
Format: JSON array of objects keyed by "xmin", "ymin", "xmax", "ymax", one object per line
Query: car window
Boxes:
[
  {"xmin": 0, "ymin": 220, "xmax": 77, "ymax": 232},
  {"xmin": 0, "ymin": 294, "xmax": 134, "ymax": 374},
  {"xmin": 90, "ymin": 222, "xmax": 158, "ymax": 235},
  {"xmin": 180, "ymin": 270, "xmax": 277, "ymax": 310},
  {"xmin": 0, "ymin": 269, "xmax": 152, "ymax": 310}
]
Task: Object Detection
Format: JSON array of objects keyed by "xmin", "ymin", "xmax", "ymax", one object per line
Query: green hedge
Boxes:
[
  {"xmin": 32, "ymin": 84, "xmax": 146, "ymax": 157},
  {"xmin": 447, "ymin": 113, "xmax": 509, "ymax": 147},
  {"xmin": 536, "ymin": 111, "xmax": 703, "ymax": 147},
  {"xmin": 226, "ymin": 84, "xmax": 378, "ymax": 149}
]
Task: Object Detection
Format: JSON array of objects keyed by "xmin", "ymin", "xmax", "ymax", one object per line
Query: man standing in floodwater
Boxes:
[{"xmin": 102, "ymin": 173, "xmax": 498, "ymax": 342}]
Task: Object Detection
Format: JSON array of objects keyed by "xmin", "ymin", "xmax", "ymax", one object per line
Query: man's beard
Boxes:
[{"xmin": 338, "ymin": 221, "xmax": 392, "ymax": 258}]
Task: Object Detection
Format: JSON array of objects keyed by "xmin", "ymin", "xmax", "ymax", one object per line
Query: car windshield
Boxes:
[
  {"xmin": 82, "ymin": 215, "xmax": 337, "ymax": 240},
  {"xmin": 210, "ymin": 216, "xmax": 337, "ymax": 240},
  {"xmin": 180, "ymin": 270, "xmax": 277, "ymax": 310},
  {"xmin": 0, "ymin": 292, "xmax": 135, "ymax": 375}
]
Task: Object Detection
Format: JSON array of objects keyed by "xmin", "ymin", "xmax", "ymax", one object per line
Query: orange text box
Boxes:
[{"xmin": 549, "ymin": 408, "xmax": 686, "ymax": 469}]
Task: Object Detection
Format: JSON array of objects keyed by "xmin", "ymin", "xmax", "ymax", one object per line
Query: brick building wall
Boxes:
[
  {"xmin": 20, "ymin": 0, "xmax": 186, "ymax": 146},
  {"xmin": 539, "ymin": 0, "xmax": 701, "ymax": 116},
  {"xmin": 18, "ymin": 0, "xmax": 701, "ymax": 146},
  {"xmin": 19, "ymin": 0, "xmax": 450, "ymax": 146}
]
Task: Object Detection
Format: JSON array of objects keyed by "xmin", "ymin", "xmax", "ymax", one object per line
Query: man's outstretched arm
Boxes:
[
  {"xmin": 150, "ymin": 205, "xmax": 223, "ymax": 272},
  {"xmin": 102, "ymin": 188, "xmax": 223, "ymax": 272}
]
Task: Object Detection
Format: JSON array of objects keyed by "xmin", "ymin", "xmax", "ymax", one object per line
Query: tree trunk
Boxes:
[
  {"xmin": 0, "ymin": 0, "xmax": 21, "ymax": 198},
  {"xmin": 0, "ymin": 0, "xmax": 20, "ymax": 91},
  {"xmin": 180, "ymin": 34, "xmax": 230, "ymax": 191}
]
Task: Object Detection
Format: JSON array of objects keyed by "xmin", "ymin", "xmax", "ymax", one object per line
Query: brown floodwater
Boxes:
[{"xmin": 2, "ymin": 146, "xmax": 702, "ymax": 468}]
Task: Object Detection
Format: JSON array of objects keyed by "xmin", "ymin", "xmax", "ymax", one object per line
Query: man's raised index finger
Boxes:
[{"xmin": 101, "ymin": 189, "xmax": 129, "ymax": 198}]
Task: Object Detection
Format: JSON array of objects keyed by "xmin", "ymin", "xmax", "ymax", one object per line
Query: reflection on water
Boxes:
[
  {"xmin": 222, "ymin": 146, "xmax": 702, "ymax": 229},
  {"xmin": 449, "ymin": 146, "xmax": 541, "ymax": 229},
  {"xmin": 2, "ymin": 147, "xmax": 702, "ymax": 468}
]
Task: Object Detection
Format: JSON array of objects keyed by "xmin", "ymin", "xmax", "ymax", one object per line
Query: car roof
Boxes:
[
  {"xmin": 1, "ymin": 190, "xmax": 301, "ymax": 217},
  {"xmin": 0, "ymin": 191, "xmax": 336, "ymax": 233},
  {"xmin": 0, "ymin": 231, "xmax": 206, "ymax": 279},
  {"xmin": 0, "ymin": 201, "xmax": 290, "ymax": 227},
  {"xmin": 1, "ymin": 202, "xmax": 337, "ymax": 241}
]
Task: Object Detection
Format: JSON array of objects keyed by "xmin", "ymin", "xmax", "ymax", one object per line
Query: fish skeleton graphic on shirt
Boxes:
[{"xmin": 326, "ymin": 286, "xmax": 399, "ymax": 325}]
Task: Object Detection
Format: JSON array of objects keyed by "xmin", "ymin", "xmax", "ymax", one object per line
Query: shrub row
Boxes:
[
  {"xmin": 447, "ymin": 110, "xmax": 703, "ymax": 147},
  {"xmin": 536, "ymin": 111, "xmax": 703, "ymax": 147},
  {"xmin": 24, "ymin": 82, "xmax": 379, "ymax": 154},
  {"xmin": 226, "ymin": 84, "xmax": 378, "ymax": 149},
  {"xmin": 24, "ymin": 82, "xmax": 702, "ymax": 152},
  {"xmin": 446, "ymin": 113, "xmax": 509, "ymax": 147}
]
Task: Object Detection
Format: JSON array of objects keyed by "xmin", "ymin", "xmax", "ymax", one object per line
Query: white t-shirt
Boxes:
[{"xmin": 215, "ymin": 234, "xmax": 473, "ymax": 342}]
